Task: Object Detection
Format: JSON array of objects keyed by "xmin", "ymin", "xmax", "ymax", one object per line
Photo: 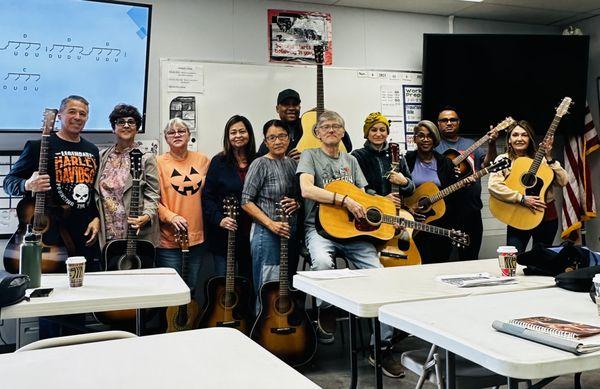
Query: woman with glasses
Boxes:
[
  {"xmin": 203, "ymin": 115, "xmax": 256, "ymax": 283},
  {"xmin": 404, "ymin": 120, "xmax": 458, "ymax": 263},
  {"xmin": 155, "ymin": 118, "xmax": 210, "ymax": 289},
  {"xmin": 241, "ymin": 119, "xmax": 300, "ymax": 302},
  {"xmin": 95, "ymin": 104, "xmax": 160, "ymax": 257}
]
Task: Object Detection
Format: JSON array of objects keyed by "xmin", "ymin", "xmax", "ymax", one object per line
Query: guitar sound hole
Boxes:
[
  {"xmin": 221, "ymin": 292, "xmax": 238, "ymax": 308},
  {"xmin": 118, "ymin": 255, "xmax": 141, "ymax": 270},
  {"xmin": 365, "ymin": 208, "xmax": 382, "ymax": 225},
  {"xmin": 274, "ymin": 297, "xmax": 292, "ymax": 315},
  {"xmin": 417, "ymin": 197, "xmax": 431, "ymax": 212},
  {"xmin": 520, "ymin": 173, "xmax": 537, "ymax": 189}
]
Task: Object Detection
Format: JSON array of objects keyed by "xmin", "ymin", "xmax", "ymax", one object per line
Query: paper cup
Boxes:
[
  {"xmin": 497, "ymin": 246, "xmax": 518, "ymax": 277},
  {"xmin": 66, "ymin": 256, "xmax": 86, "ymax": 287}
]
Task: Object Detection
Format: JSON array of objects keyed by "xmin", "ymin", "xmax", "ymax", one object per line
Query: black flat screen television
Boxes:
[
  {"xmin": 422, "ymin": 34, "xmax": 589, "ymax": 136},
  {"xmin": 0, "ymin": 0, "xmax": 152, "ymax": 133}
]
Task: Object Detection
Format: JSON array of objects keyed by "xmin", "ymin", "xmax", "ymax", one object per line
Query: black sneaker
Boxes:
[
  {"xmin": 368, "ymin": 347, "xmax": 405, "ymax": 379},
  {"xmin": 315, "ymin": 324, "xmax": 335, "ymax": 345},
  {"xmin": 317, "ymin": 306, "xmax": 337, "ymax": 335}
]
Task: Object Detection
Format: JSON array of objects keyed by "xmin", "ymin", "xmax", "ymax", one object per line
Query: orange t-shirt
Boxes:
[{"xmin": 157, "ymin": 151, "xmax": 210, "ymax": 248}]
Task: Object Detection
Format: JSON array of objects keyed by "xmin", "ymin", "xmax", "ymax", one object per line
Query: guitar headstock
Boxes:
[
  {"xmin": 175, "ymin": 229, "xmax": 189, "ymax": 252},
  {"xmin": 487, "ymin": 158, "xmax": 511, "ymax": 173},
  {"xmin": 314, "ymin": 44, "xmax": 324, "ymax": 65},
  {"xmin": 556, "ymin": 97, "xmax": 573, "ymax": 118},
  {"xmin": 389, "ymin": 142, "xmax": 401, "ymax": 164},
  {"xmin": 492, "ymin": 116, "xmax": 516, "ymax": 134},
  {"xmin": 129, "ymin": 149, "xmax": 143, "ymax": 180},
  {"xmin": 449, "ymin": 230, "xmax": 470, "ymax": 248},
  {"xmin": 223, "ymin": 195, "xmax": 239, "ymax": 219},
  {"xmin": 42, "ymin": 108, "xmax": 58, "ymax": 136}
]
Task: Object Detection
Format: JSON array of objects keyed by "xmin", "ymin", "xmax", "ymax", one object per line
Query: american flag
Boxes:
[{"xmin": 561, "ymin": 103, "xmax": 600, "ymax": 240}]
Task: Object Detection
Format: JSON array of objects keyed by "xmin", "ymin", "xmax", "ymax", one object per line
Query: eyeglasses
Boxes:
[
  {"xmin": 166, "ymin": 129, "xmax": 188, "ymax": 137},
  {"xmin": 415, "ymin": 133, "xmax": 432, "ymax": 140},
  {"xmin": 438, "ymin": 118, "xmax": 459, "ymax": 124},
  {"xmin": 319, "ymin": 124, "xmax": 343, "ymax": 131},
  {"xmin": 265, "ymin": 133, "xmax": 289, "ymax": 142},
  {"xmin": 115, "ymin": 118, "xmax": 137, "ymax": 127}
]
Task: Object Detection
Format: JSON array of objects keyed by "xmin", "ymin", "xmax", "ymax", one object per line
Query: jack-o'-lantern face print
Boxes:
[{"xmin": 170, "ymin": 166, "xmax": 202, "ymax": 195}]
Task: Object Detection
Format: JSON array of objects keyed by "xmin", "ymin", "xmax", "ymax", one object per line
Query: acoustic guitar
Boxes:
[
  {"xmin": 250, "ymin": 203, "xmax": 317, "ymax": 367},
  {"xmin": 296, "ymin": 44, "xmax": 347, "ymax": 153},
  {"xmin": 443, "ymin": 117, "xmax": 515, "ymax": 178},
  {"xmin": 95, "ymin": 149, "xmax": 155, "ymax": 326},
  {"xmin": 378, "ymin": 142, "xmax": 422, "ymax": 267},
  {"xmin": 405, "ymin": 157, "xmax": 511, "ymax": 225},
  {"xmin": 489, "ymin": 97, "xmax": 572, "ymax": 230},
  {"xmin": 3, "ymin": 108, "xmax": 70, "ymax": 274},
  {"xmin": 199, "ymin": 196, "xmax": 251, "ymax": 334},
  {"xmin": 318, "ymin": 180, "xmax": 469, "ymax": 248},
  {"xmin": 166, "ymin": 229, "xmax": 201, "ymax": 332}
]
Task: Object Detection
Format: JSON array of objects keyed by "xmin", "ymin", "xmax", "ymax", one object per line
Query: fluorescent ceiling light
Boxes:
[{"xmin": 459, "ymin": 0, "xmax": 484, "ymax": 2}]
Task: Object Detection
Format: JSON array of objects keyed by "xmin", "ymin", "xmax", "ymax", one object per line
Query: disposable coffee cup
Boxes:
[
  {"xmin": 66, "ymin": 256, "xmax": 86, "ymax": 287},
  {"xmin": 593, "ymin": 274, "xmax": 600, "ymax": 316},
  {"xmin": 497, "ymin": 246, "xmax": 518, "ymax": 277}
]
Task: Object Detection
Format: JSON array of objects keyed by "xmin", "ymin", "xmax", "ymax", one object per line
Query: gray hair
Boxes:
[
  {"xmin": 414, "ymin": 120, "xmax": 441, "ymax": 147},
  {"xmin": 163, "ymin": 118, "xmax": 190, "ymax": 135},
  {"xmin": 59, "ymin": 95, "xmax": 89, "ymax": 112},
  {"xmin": 316, "ymin": 110, "xmax": 345, "ymax": 130}
]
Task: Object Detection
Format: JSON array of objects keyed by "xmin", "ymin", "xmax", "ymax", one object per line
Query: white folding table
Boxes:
[
  {"xmin": 293, "ymin": 259, "xmax": 555, "ymax": 389},
  {"xmin": 379, "ymin": 287, "xmax": 600, "ymax": 389},
  {"xmin": 0, "ymin": 327, "xmax": 321, "ymax": 388},
  {"xmin": 0, "ymin": 267, "xmax": 190, "ymax": 347}
]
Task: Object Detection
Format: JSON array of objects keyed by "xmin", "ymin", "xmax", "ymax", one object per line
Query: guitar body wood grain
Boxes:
[
  {"xmin": 489, "ymin": 156, "xmax": 554, "ymax": 230},
  {"xmin": 378, "ymin": 208, "xmax": 421, "ymax": 267},
  {"xmin": 166, "ymin": 300, "xmax": 201, "ymax": 332},
  {"xmin": 403, "ymin": 181, "xmax": 447, "ymax": 225},
  {"xmin": 199, "ymin": 275, "xmax": 251, "ymax": 335},
  {"xmin": 250, "ymin": 281, "xmax": 316, "ymax": 367},
  {"xmin": 443, "ymin": 149, "xmax": 472, "ymax": 178}
]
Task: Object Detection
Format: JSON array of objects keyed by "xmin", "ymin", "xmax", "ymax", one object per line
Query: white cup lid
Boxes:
[
  {"xmin": 497, "ymin": 246, "xmax": 518, "ymax": 254},
  {"xmin": 66, "ymin": 256, "xmax": 87, "ymax": 264}
]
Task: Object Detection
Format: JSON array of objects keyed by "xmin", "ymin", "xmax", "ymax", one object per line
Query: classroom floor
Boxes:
[{"xmin": 299, "ymin": 320, "xmax": 600, "ymax": 389}]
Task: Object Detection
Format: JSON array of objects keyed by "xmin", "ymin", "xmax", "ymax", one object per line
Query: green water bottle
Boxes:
[{"xmin": 19, "ymin": 225, "xmax": 42, "ymax": 288}]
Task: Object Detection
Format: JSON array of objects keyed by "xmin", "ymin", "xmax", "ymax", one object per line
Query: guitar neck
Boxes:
[
  {"xmin": 33, "ymin": 134, "xmax": 51, "ymax": 232},
  {"xmin": 225, "ymin": 229, "xmax": 236, "ymax": 294},
  {"xmin": 279, "ymin": 236, "xmax": 289, "ymax": 299},
  {"xmin": 452, "ymin": 134, "xmax": 489, "ymax": 166},
  {"xmin": 429, "ymin": 167, "xmax": 489, "ymax": 203},
  {"xmin": 381, "ymin": 213, "xmax": 454, "ymax": 238},
  {"xmin": 316, "ymin": 64, "xmax": 324, "ymax": 118},
  {"xmin": 125, "ymin": 178, "xmax": 141, "ymax": 255},
  {"xmin": 529, "ymin": 114, "xmax": 561, "ymax": 174}
]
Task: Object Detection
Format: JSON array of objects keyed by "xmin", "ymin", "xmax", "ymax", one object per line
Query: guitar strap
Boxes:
[{"xmin": 58, "ymin": 226, "xmax": 77, "ymax": 257}]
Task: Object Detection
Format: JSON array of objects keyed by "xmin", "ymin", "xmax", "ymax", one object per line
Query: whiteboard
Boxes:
[{"xmin": 159, "ymin": 59, "xmax": 421, "ymax": 155}]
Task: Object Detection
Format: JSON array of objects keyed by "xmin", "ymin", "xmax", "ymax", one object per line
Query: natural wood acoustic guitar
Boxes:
[
  {"xmin": 404, "ymin": 157, "xmax": 511, "ymax": 225},
  {"xmin": 443, "ymin": 117, "xmax": 515, "ymax": 178},
  {"xmin": 489, "ymin": 97, "xmax": 572, "ymax": 230},
  {"xmin": 3, "ymin": 109, "xmax": 70, "ymax": 274},
  {"xmin": 318, "ymin": 180, "xmax": 469, "ymax": 248},
  {"xmin": 199, "ymin": 196, "xmax": 251, "ymax": 334},
  {"xmin": 166, "ymin": 229, "xmax": 201, "ymax": 332},
  {"xmin": 378, "ymin": 142, "xmax": 421, "ymax": 267},
  {"xmin": 250, "ymin": 203, "xmax": 317, "ymax": 367},
  {"xmin": 296, "ymin": 44, "xmax": 347, "ymax": 153}
]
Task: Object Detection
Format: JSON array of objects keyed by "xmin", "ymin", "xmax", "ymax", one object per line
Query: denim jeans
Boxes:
[
  {"xmin": 156, "ymin": 243, "xmax": 208, "ymax": 290},
  {"xmin": 305, "ymin": 227, "xmax": 394, "ymax": 346}
]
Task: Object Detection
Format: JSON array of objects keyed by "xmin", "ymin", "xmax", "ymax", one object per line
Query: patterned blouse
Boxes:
[{"xmin": 99, "ymin": 147, "xmax": 132, "ymax": 241}]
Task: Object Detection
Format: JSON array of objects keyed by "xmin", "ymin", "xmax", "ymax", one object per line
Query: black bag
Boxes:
[
  {"xmin": 517, "ymin": 242, "xmax": 590, "ymax": 277},
  {"xmin": 0, "ymin": 270, "xmax": 30, "ymax": 308},
  {"xmin": 555, "ymin": 265, "xmax": 600, "ymax": 292}
]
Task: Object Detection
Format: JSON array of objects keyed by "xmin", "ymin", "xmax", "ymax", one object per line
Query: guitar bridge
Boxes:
[
  {"xmin": 217, "ymin": 320, "xmax": 241, "ymax": 328},
  {"xmin": 270, "ymin": 327, "xmax": 296, "ymax": 335},
  {"xmin": 381, "ymin": 251, "xmax": 408, "ymax": 259}
]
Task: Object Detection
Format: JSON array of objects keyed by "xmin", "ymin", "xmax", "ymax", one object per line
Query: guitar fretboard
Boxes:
[
  {"xmin": 33, "ymin": 133, "xmax": 51, "ymax": 233},
  {"xmin": 429, "ymin": 167, "xmax": 490, "ymax": 203},
  {"xmin": 316, "ymin": 64, "xmax": 324, "ymax": 118},
  {"xmin": 451, "ymin": 134, "xmax": 490, "ymax": 166},
  {"xmin": 380, "ymin": 214, "xmax": 452, "ymax": 238},
  {"xmin": 279, "ymin": 235, "xmax": 289, "ymax": 301},
  {"xmin": 125, "ymin": 178, "xmax": 141, "ymax": 256},
  {"xmin": 225, "ymin": 229, "xmax": 236, "ymax": 294},
  {"xmin": 529, "ymin": 115, "xmax": 561, "ymax": 175}
]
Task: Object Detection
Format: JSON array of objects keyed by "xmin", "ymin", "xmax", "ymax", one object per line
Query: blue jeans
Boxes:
[
  {"xmin": 305, "ymin": 227, "xmax": 393, "ymax": 346},
  {"xmin": 156, "ymin": 243, "xmax": 208, "ymax": 290},
  {"xmin": 507, "ymin": 219, "xmax": 559, "ymax": 253}
]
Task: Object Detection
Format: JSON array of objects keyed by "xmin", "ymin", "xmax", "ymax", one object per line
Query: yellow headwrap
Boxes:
[{"xmin": 363, "ymin": 112, "xmax": 389, "ymax": 138}]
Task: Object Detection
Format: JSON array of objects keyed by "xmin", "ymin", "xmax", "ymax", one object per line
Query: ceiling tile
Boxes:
[
  {"xmin": 455, "ymin": 3, "xmax": 577, "ymax": 25},
  {"xmin": 484, "ymin": 0, "xmax": 600, "ymax": 13},
  {"xmin": 335, "ymin": 0, "xmax": 471, "ymax": 16}
]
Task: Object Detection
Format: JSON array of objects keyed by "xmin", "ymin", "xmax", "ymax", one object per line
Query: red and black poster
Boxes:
[{"xmin": 268, "ymin": 9, "xmax": 333, "ymax": 65}]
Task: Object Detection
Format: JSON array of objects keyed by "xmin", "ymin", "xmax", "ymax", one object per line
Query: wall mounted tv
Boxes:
[
  {"xmin": 422, "ymin": 34, "xmax": 589, "ymax": 136},
  {"xmin": 0, "ymin": 0, "xmax": 151, "ymax": 133}
]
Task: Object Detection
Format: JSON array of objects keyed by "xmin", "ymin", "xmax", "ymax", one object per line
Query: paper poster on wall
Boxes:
[
  {"xmin": 388, "ymin": 119, "xmax": 405, "ymax": 145},
  {"xmin": 164, "ymin": 61, "xmax": 204, "ymax": 93},
  {"xmin": 268, "ymin": 9, "xmax": 332, "ymax": 65},
  {"xmin": 380, "ymin": 85, "xmax": 403, "ymax": 117}
]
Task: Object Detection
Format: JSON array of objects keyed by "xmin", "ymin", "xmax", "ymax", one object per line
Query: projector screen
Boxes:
[{"xmin": 0, "ymin": 0, "xmax": 151, "ymax": 133}]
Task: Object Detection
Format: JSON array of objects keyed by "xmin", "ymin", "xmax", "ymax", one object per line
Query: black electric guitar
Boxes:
[
  {"xmin": 199, "ymin": 196, "xmax": 251, "ymax": 334},
  {"xmin": 102, "ymin": 149, "xmax": 155, "ymax": 271},
  {"xmin": 250, "ymin": 203, "xmax": 317, "ymax": 367},
  {"xmin": 166, "ymin": 229, "xmax": 201, "ymax": 332},
  {"xmin": 3, "ymin": 109, "xmax": 70, "ymax": 274}
]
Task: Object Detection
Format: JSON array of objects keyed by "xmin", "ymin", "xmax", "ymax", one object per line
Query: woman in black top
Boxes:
[{"xmin": 203, "ymin": 115, "xmax": 257, "ymax": 285}]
